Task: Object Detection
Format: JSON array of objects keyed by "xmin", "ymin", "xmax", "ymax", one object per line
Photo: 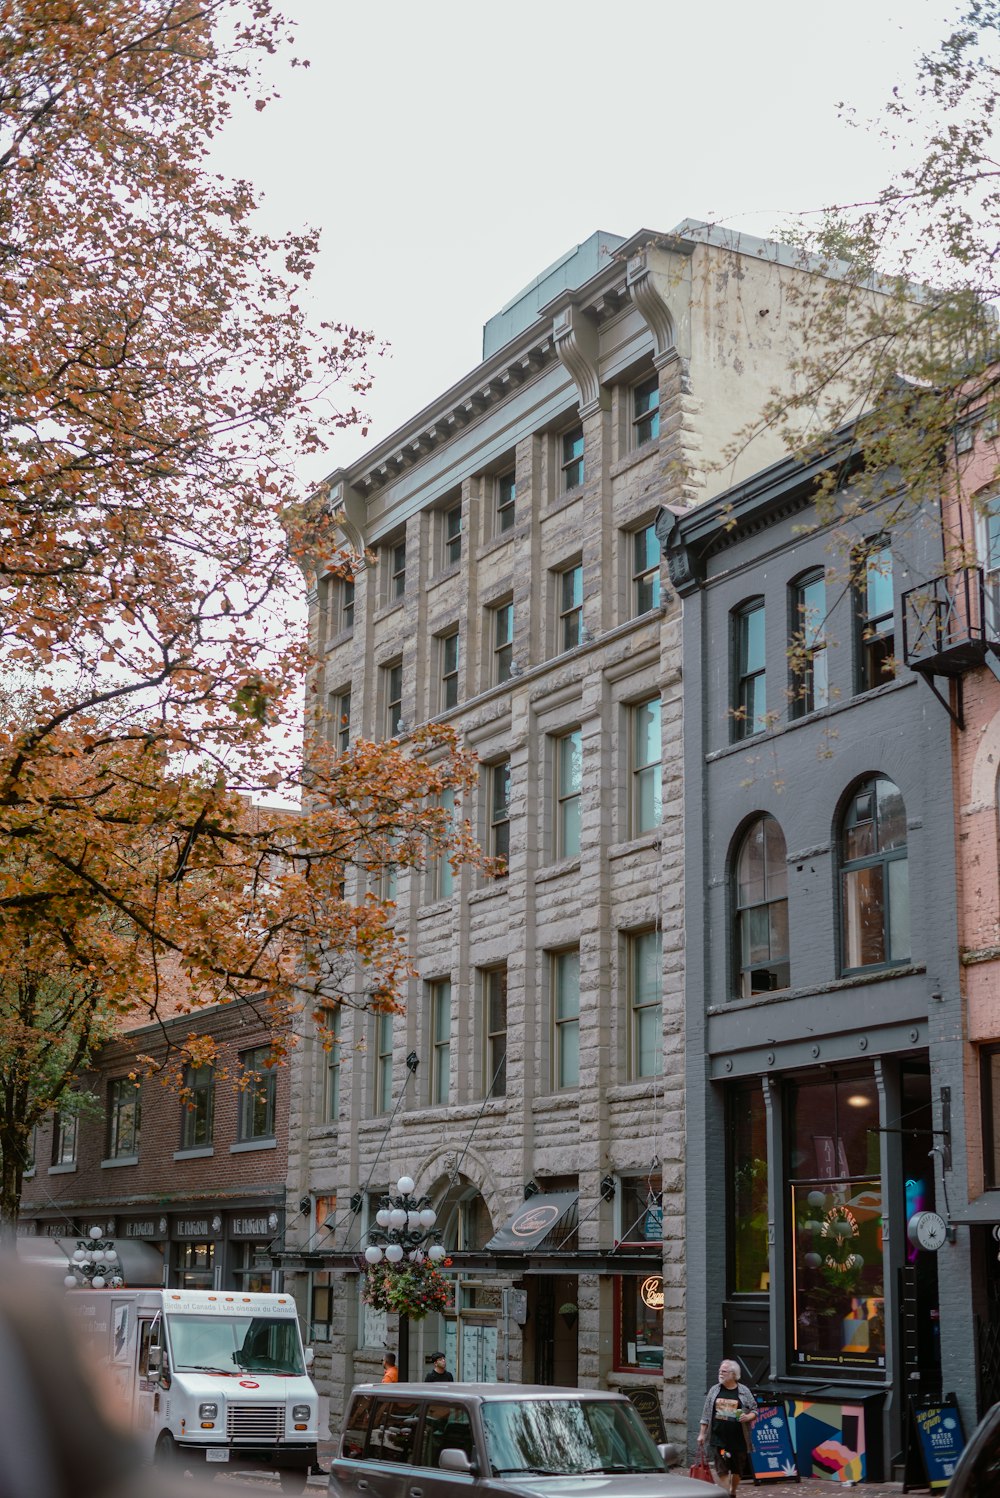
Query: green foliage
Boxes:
[{"xmin": 362, "ymin": 1262, "xmax": 453, "ymax": 1321}]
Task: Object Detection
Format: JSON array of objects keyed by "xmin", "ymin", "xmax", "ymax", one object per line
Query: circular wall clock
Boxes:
[{"xmin": 907, "ymin": 1210, "xmax": 948, "ymax": 1251}]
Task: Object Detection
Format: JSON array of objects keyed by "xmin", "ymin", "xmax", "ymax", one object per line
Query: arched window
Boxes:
[
  {"xmin": 840, "ymin": 776, "xmax": 910, "ymax": 970},
  {"xmin": 735, "ymin": 815, "xmax": 789, "ymax": 997}
]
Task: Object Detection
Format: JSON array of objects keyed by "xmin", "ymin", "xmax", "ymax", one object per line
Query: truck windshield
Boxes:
[
  {"xmin": 166, "ymin": 1315, "xmax": 305, "ymax": 1376},
  {"xmin": 480, "ymin": 1399, "xmax": 665, "ymax": 1476}
]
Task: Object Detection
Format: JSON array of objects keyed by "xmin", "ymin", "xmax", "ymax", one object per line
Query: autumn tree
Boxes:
[
  {"xmin": 0, "ymin": 1, "xmax": 486, "ymax": 1231},
  {"xmin": 739, "ymin": 1, "xmax": 1000, "ymax": 524}
]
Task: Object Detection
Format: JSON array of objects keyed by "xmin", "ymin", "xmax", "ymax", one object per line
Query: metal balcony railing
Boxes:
[{"xmin": 902, "ymin": 565, "xmax": 1000, "ymax": 673}]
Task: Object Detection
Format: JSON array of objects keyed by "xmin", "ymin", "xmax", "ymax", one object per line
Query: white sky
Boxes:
[{"xmin": 215, "ymin": 0, "xmax": 958, "ymax": 483}]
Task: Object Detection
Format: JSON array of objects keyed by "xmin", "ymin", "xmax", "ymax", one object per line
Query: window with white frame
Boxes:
[
  {"xmin": 443, "ymin": 501, "xmax": 462, "ymax": 568},
  {"xmin": 386, "ymin": 537, "xmax": 406, "ymax": 603},
  {"xmin": 328, "ymin": 687, "xmax": 351, "ymax": 753},
  {"xmin": 481, "ymin": 967, "xmax": 507, "ymax": 1097},
  {"xmin": 631, "ymin": 697, "xmax": 662, "ymax": 835},
  {"xmin": 489, "ymin": 759, "xmax": 510, "ymax": 869},
  {"xmin": 554, "ymin": 728, "xmax": 582, "ymax": 859},
  {"xmin": 631, "ymin": 523, "xmax": 661, "ymax": 616},
  {"xmin": 374, "ymin": 1011, "xmax": 394, "ymax": 1115},
  {"xmin": 627, "ymin": 929, "xmax": 662, "ymax": 1079},
  {"xmin": 552, "ymin": 948, "xmax": 580, "ymax": 1090},
  {"xmin": 429, "ymin": 979, "xmax": 452, "ymax": 1106},
  {"xmin": 491, "ymin": 599, "xmax": 514, "ymax": 684},
  {"xmin": 435, "ymin": 786, "xmax": 456, "ymax": 899},
  {"xmin": 631, "ymin": 374, "xmax": 660, "ymax": 447},
  {"xmin": 439, "ymin": 628, "xmax": 460, "ymax": 711},
  {"xmin": 557, "ymin": 563, "xmax": 583, "ymax": 651},
  {"xmin": 383, "ymin": 660, "xmax": 403, "ymax": 738},
  {"xmin": 561, "ymin": 425, "xmax": 584, "ymax": 492},
  {"xmin": 496, "ymin": 470, "xmax": 516, "ymax": 533}
]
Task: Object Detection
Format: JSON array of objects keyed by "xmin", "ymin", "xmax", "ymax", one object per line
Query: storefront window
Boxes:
[
  {"xmin": 174, "ymin": 1241, "xmax": 214, "ymax": 1289},
  {"xmin": 232, "ymin": 1240, "xmax": 274, "ymax": 1291},
  {"xmin": 617, "ymin": 1274, "xmax": 664, "ymax": 1370},
  {"xmin": 731, "ymin": 1083, "xmax": 768, "ymax": 1294},
  {"xmin": 788, "ymin": 1074, "xmax": 884, "ymax": 1370}
]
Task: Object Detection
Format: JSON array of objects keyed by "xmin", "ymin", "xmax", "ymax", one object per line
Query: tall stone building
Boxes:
[{"xmin": 281, "ymin": 223, "xmax": 867, "ymax": 1439}]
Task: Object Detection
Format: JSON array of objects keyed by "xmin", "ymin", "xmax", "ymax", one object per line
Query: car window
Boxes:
[
  {"xmin": 418, "ymin": 1402, "xmax": 476, "ymax": 1468},
  {"xmin": 480, "ymin": 1398, "xmax": 664, "ymax": 1476},
  {"xmin": 965, "ymin": 1420, "xmax": 1000, "ymax": 1496},
  {"xmin": 368, "ymin": 1397, "xmax": 422, "ymax": 1464},
  {"xmin": 342, "ymin": 1395, "xmax": 375, "ymax": 1459}
]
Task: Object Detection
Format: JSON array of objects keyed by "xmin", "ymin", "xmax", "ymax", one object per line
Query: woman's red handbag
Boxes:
[{"xmin": 688, "ymin": 1458, "xmax": 715, "ymax": 1483}]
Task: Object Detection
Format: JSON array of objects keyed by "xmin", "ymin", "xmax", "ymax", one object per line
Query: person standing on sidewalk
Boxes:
[
  {"xmin": 697, "ymin": 1359, "xmax": 757, "ymax": 1497},
  {"xmin": 381, "ymin": 1353, "xmax": 399, "ymax": 1383}
]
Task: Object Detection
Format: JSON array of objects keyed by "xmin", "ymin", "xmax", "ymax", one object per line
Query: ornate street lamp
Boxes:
[
  {"xmin": 362, "ymin": 1175, "xmax": 449, "ymax": 1376},
  {"xmin": 64, "ymin": 1226, "xmax": 124, "ymax": 1289}
]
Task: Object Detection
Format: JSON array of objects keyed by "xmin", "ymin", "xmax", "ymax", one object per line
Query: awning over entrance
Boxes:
[
  {"xmin": 485, "ymin": 1191, "xmax": 579, "ymax": 1252},
  {"xmin": 950, "ymin": 1190, "xmax": 1000, "ymax": 1225},
  {"xmin": 16, "ymin": 1236, "xmax": 164, "ymax": 1286}
]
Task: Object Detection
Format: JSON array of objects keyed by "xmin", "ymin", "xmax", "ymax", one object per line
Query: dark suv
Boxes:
[{"xmin": 330, "ymin": 1384, "xmax": 708, "ymax": 1498}]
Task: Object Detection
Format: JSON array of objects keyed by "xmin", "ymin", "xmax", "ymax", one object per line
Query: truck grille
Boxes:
[{"xmin": 227, "ymin": 1404, "xmax": 286, "ymax": 1442}]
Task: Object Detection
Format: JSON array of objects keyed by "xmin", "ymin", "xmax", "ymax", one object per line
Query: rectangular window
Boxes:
[
  {"xmin": 328, "ymin": 687, "xmax": 351, "ymax": 753},
  {"xmin": 384, "ymin": 660, "xmax": 403, "ymax": 738},
  {"xmin": 555, "ymin": 728, "xmax": 582, "ymax": 859},
  {"xmin": 558, "ymin": 563, "xmax": 583, "ymax": 651},
  {"xmin": 490, "ymin": 759, "xmax": 511, "ymax": 869},
  {"xmin": 632, "ymin": 374, "xmax": 660, "ymax": 447},
  {"xmin": 734, "ymin": 600, "xmax": 767, "ymax": 739},
  {"xmin": 628, "ymin": 929, "xmax": 662, "ymax": 1079},
  {"xmin": 482, "ymin": 967, "xmax": 507, "ymax": 1097},
  {"xmin": 982, "ymin": 495, "xmax": 1000, "ymax": 633},
  {"xmin": 52, "ymin": 1108, "xmax": 78, "ymax": 1166},
  {"xmin": 231, "ymin": 1240, "xmax": 274, "ymax": 1293},
  {"xmin": 107, "ymin": 1079, "xmax": 140, "ymax": 1159},
  {"xmin": 444, "ymin": 503, "xmax": 462, "ymax": 567},
  {"xmin": 238, "ymin": 1047, "xmax": 276, "ymax": 1140},
  {"xmin": 339, "ymin": 576, "xmax": 355, "ymax": 634},
  {"xmin": 632, "ymin": 523, "xmax": 661, "ymax": 615},
  {"xmin": 492, "ymin": 600, "xmax": 514, "ymax": 684},
  {"xmin": 561, "ymin": 425, "xmax": 584, "ymax": 491},
  {"xmin": 440, "ymin": 629, "xmax": 460, "ymax": 711},
  {"xmin": 180, "ymin": 1064, "xmax": 214, "ymax": 1149},
  {"xmin": 497, "ymin": 470, "xmax": 516, "ymax": 533},
  {"xmin": 855, "ymin": 544, "xmax": 895, "ymax": 691},
  {"xmin": 388, "ymin": 538, "xmax": 406, "ymax": 603},
  {"xmin": 983, "ymin": 1046, "xmax": 1000, "ymax": 1190},
  {"xmin": 324, "ymin": 1008, "xmax": 342, "ymax": 1125},
  {"xmin": 435, "ymin": 786, "xmax": 455, "ymax": 899},
  {"xmin": 375, "ymin": 1011, "xmax": 393, "ymax": 1115},
  {"xmin": 728, "ymin": 1082, "xmax": 768, "ymax": 1294},
  {"xmin": 631, "ymin": 697, "xmax": 662, "ymax": 834},
  {"xmin": 430, "ymin": 979, "xmax": 452, "ymax": 1106},
  {"xmin": 790, "ymin": 572, "xmax": 829, "ymax": 716},
  {"xmin": 552, "ymin": 948, "xmax": 580, "ymax": 1090}
]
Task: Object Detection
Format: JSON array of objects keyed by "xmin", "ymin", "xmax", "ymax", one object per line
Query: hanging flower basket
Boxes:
[{"xmin": 362, "ymin": 1260, "xmax": 453, "ymax": 1320}]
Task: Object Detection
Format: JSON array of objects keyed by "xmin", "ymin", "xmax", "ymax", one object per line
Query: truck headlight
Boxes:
[
  {"xmin": 292, "ymin": 1404, "xmax": 311, "ymax": 1422},
  {"xmin": 199, "ymin": 1402, "xmax": 219, "ymax": 1420}
]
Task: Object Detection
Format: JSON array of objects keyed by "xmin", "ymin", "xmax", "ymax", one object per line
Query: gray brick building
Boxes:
[
  {"xmin": 283, "ymin": 224, "xmax": 877, "ymax": 1442},
  {"xmin": 661, "ymin": 441, "xmax": 974, "ymax": 1481}
]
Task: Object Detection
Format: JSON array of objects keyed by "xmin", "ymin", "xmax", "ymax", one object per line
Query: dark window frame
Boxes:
[
  {"xmin": 631, "ymin": 373, "xmax": 660, "ymax": 447},
  {"xmin": 733, "ymin": 814, "xmax": 790, "ymax": 998},
  {"xmin": 482, "ymin": 966, "xmax": 507, "ymax": 1098},
  {"xmin": 789, "ymin": 569, "xmax": 829, "ymax": 717},
  {"xmin": 561, "ymin": 425, "xmax": 585, "ymax": 492},
  {"xmin": 631, "ymin": 522, "xmax": 661, "ymax": 616},
  {"xmin": 853, "ymin": 541, "xmax": 896, "ymax": 693},
  {"xmin": 180, "ymin": 1063, "xmax": 215, "ymax": 1150},
  {"xmin": 733, "ymin": 598, "xmax": 767, "ymax": 740},
  {"xmin": 107, "ymin": 1077, "xmax": 141, "ymax": 1159},
  {"xmin": 981, "ymin": 1044, "xmax": 1000, "ymax": 1190},
  {"xmin": 838, "ymin": 775, "xmax": 910, "ymax": 974},
  {"xmin": 489, "ymin": 759, "xmax": 511, "ymax": 869},
  {"xmin": 496, "ymin": 470, "xmax": 516, "ymax": 533},
  {"xmin": 238, "ymin": 1047, "xmax": 277, "ymax": 1141}
]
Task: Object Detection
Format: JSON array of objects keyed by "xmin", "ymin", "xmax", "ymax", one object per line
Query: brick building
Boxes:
[
  {"xmin": 18, "ymin": 997, "xmax": 289, "ymax": 1291},
  {"xmin": 279, "ymin": 222, "xmax": 875, "ymax": 1441}
]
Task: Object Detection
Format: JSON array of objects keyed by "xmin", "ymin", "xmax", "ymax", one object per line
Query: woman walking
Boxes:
[{"xmin": 697, "ymin": 1359, "xmax": 757, "ymax": 1496}]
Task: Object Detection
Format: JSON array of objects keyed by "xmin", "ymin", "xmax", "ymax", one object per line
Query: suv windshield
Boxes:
[
  {"xmin": 166, "ymin": 1314, "xmax": 304, "ymax": 1375},
  {"xmin": 481, "ymin": 1399, "xmax": 665, "ymax": 1476}
]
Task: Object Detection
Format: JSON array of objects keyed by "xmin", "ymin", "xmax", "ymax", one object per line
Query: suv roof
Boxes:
[{"xmin": 354, "ymin": 1385, "xmax": 628, "ymax": 1400}]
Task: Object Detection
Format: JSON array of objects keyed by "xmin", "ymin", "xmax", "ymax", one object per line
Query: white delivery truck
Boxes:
[{"xmin": 68, "ymin": 1287, "xmax": 320, "ymax": 1488}]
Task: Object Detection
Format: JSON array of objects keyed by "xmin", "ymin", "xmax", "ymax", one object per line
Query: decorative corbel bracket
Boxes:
[
  {"xmin": 326, "ymin": 475, "xmax": 367, "ymax": 552},
  {"xmin": 552, "ymin": 303, "xmax": 607, "ymax": 418},
  {"xmin": 627, "ymin": 247, "xmax": 676, "ymax": 365}
]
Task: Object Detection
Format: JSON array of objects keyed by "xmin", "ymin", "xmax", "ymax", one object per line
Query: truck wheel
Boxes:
[
  {"xmin": 154, "ymin": 1433, "xmax": 181, "ymax": 1469},
  {"xmin": 278, "ymin": 1470, "xmax": 308, "ymax": 1492}
]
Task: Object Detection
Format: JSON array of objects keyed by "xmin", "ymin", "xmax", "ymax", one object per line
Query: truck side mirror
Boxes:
[{"xmin": 304, "ymin": 1347, "xmax": 315, "ymax": 1367}]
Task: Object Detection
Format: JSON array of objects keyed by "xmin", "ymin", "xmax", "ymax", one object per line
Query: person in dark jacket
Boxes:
[
  {"xmin": 697, "ymin": 1359, "xmax": 757, "ymax": 1496},
  {"xmin": 424, "ymin": 1351, "xmax": 454, "ymax": 1382}
]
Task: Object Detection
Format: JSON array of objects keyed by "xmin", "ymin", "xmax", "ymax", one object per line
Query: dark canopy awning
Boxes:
[
  {"xmin": 484, "ymin": 1191, "xmax": 579, "ymax": 1252},
  {"xmin": 16, "ymin": 1236, "xmax": 164, "ymax": 1286}
]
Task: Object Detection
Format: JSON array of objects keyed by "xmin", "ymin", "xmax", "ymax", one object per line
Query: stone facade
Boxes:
[{"xmin": 284, "ymin": 224, "xmax": 879, "ymax": 1441}]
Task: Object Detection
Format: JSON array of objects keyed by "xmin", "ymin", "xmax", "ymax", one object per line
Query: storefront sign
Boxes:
[
  {"xmin": 749, "ymin": 1403, "xmax": 799, "ymax": 1483},
  {"xmin": 123, "ymin": 1220, "xmax": 160, "ymax": 1239},
  {"xmin": 624, "ymin": 1386, "xmax": 665, "ymax": 1445},
  {"xmin": 175, "ymin": 1215, "xmax": 221, "ymax": 1238},
  {"xmin": 640, "ymin": 1276, "xmax": 663, "ymax": 1310},
  {"xmin": 230, "ymin": 1215, "xmax": 274, "ymax": 1238},
  {"xmin": 908, "ymin": 1400, "xmax": 966, "ymax": 1492}
]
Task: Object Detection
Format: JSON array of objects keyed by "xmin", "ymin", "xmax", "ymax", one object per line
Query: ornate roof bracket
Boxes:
[
  {"xmin": 551, "ymin": 302, "xmax": 608, "ymax": 418},
  {"xmin": 326, "ymin": 474, "xmax": 367, "ymax": 551},
  {"xmin": 626, "ymin": 246, "xmax": 676, "ymax": 362}
]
